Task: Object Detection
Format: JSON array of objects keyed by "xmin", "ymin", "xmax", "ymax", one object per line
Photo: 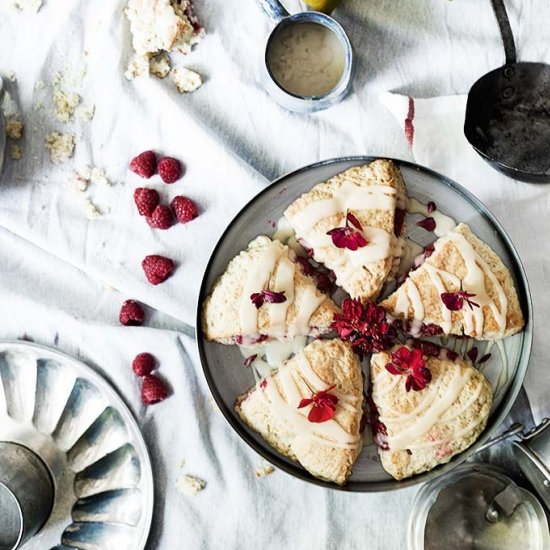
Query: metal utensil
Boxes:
[
  {"xmin": 0, "ymin": 443, "xmax": 54, "ymax": 550},
  {"xmin": 196, "ymin": 156, "xmax": 532, "ymax": 492},
  {"xmin": 0, "ymin": 341, "xmax": 154, "ymax": 549},
  {"xmin": 0, "ymin": 77, "xmax": 6, "ymax": 175},
  {"xmin": 464, "ymin": 0, "xmax": 550, "ymax": 182},
  {"xmin": 257, "ymin": 0, "xmax": 355, "ymax": 113}
]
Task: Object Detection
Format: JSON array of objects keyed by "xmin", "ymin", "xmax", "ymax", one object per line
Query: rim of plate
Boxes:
[
  {"xmin": 0, "ymin": 340, "xmax": 155, "ymax": 547},
  {"xmin": 195, "ymin": 156, "xmax": 533, "ymax": 492}
]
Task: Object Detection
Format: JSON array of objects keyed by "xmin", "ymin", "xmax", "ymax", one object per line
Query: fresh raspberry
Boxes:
[
  {"xmin": 134, "ymin": 188, "xmax": 160, "ymax": 217},
  {"xmin": 147, "ymin": 205, "xmax": 174, "ymax": 229},
  {"xmin": 142, "ymin": 255, "xmax": 175, "ymax": 285},
  {"xmin": 158, "ymin": 156, "xmax": 182, "ymax": 184},
  {"xmin": 141, "ymin": 374, "xmax": 169, "ymax": 405},
  {"xmin": 171, "ymin": 196, "xmax": 198, "ymax": 224},
  {"xmin": 130, "ymin": 150, "xmax": 157, "ymax": 179},
  {"xmin": 119, "ymin": 300, "xmax": 145, "ymax": 326},
  {"xmin": 132, "ymin": 352, "xmax": 156, "ymax": 377}
]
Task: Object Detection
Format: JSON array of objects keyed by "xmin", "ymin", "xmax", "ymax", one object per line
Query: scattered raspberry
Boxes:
[
  {"xmin": 171, "ymin": 196, "xmax": 198, "ymax": 224},
  {"xmin": 147, "ymin": 205, "xmax": 174, "ymax": 229},
  {"xmin": 158, "ymin": 156, "xmax": 182, "ymax": 184},
  {"xmin": 132, "ymin": 352, "xmax": 156, "ymax": 377},
  {"xmin": 119, "ymin": 300, "xmax": 145, "ymax": 326},
  {"xmin": 141, "ymin": 374, "xmax": 169, "ymax": 405},
  {"xmin": 130, "ymin": 150, "xmax": 157, "ymax": 179},
  {"xmin": 134, "ymin": 188, "xmax": 160, "ymax": 217},
  {"xmin": 142, "ymin": 255, "xmax": 175, "ymax": 285}
]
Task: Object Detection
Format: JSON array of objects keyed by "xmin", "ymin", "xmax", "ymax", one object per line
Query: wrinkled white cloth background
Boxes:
[{"xmin": 1, "ymin": 0, "xmax": 549, "ymax": 548}]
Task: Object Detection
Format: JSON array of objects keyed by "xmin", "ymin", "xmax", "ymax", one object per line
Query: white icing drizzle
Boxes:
[
  {"xmin": 239, "ymin": 242, "xmax": 284, "ymax": 334},
  {"xmin": 287, "ymin": 286, "xmax": 326, "ymax": 337},
  {"xmin": 265, "ymin": 257, "xmax": 295, "ymax": 337},
  {"xmin": 391, "ymin": 228, "xmax": 509, "ymax": 338},
  {"xmin": 407, "ymin": 198, "xmax": 457, "ymax": 237},
  {"xmin": 385, "ymin": 367, "xmax": 473, "ymax": 451},
  {"xmin": 291, "ymin": 181, "xmax": 397, "ymax": 236},
  {"xmin": 259, "ymin": 354, "xmax": 361, "ymax": 449}
]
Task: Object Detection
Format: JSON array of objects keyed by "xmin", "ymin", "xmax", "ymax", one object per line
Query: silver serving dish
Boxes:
[
  {"xmin": 196, "ymin": 157, "xmax": 533, "ymax": 491},
  {"xmin": 0, "ymin": 341, "xmax": 154, "ymax": 549}
]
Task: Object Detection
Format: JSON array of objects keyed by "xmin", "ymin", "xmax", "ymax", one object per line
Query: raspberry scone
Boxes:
[
  {"xmin": 381, "ymin": 223, "xmax": 525, "ymax": 339},
  {"xmin": 236, "ymin": 339, "xmax": 364, "ymax": 485},
  {"xmin": 284, "ymin": 159, "xmax": 408, "ymax": 303},
  {"xmin": 370, "ymin": 346, "xmax": 492, "ymax": 480},
  {"xmin": 202, "ymin": 236, "xmax": 339, "ymax": 344}
]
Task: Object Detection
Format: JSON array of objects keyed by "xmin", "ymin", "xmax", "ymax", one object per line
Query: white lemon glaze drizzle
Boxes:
[
  {"xmin": 407, "ymin": 198, "xmax": 457, "ymax": 237},
  {"xmin": 265, "ymin": 256, "xmax": 295, "ymax": 338},
  {"xmin": 385, "ymin": 367, "xmax": 473, "ymax": 451},
  {"xmin": 259, "ymin": 358, "xmax": 361, "ymax": 449}
]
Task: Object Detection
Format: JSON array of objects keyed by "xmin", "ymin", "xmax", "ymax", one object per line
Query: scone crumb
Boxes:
[
  {"xmin": 125, "ymin": 55, "xmax": 149, "ymax": 80},
  {"xmin": 172, "ymin": 67, "xmax": 202, "ymax": 94},
  {"xmin": 10, "ymin": 144, "xmax": 22, "ymax": 160},
  {"xmin": 255, "ymin": 466, "xmax": 275, "ymax": 478},
  {"xmin": 176, "ymin": 475, "xmax": 206, "ymax": 496},
  {"xmin": 6, "ymin": 116, "xmax": 24, "ymax": 140},
  {"xmin": 77, "ymin": 103, "xmax": 95, "ymax": 122},
  {"xmin": 71, "ymin": 165, "xmax": 111, "ymax": 191},
  {"xmin": 84, "ymin": 198, "xmax": 102, "ymax": 220},
  {"xmin": 150, "ymin": 54, "xmax": 171, "ymax": 79},
  {"xmin": 45, "ymin": 131, "xmax": 75, "ymax": 163},
  {"xmin": 53, "ymin": 89, "xmax": 81, "ymax": 123}
]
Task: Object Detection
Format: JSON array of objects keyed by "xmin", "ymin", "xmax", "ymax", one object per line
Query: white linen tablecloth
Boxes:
[{"xmin": 1, "ymin": 1, "xmax": 549, "ymax": 548}]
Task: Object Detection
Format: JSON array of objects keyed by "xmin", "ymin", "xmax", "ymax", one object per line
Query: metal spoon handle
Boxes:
[
  {"xmin": 256, "ymin": 0, "xmax": 289, "ymax": 24},
  {"xmin": 476, "ymin": 422, "xmax": 525, "ymax": 453},
  {"xmin": 490, "ymin": 0, "xmax": 517, "ymax": 65}
]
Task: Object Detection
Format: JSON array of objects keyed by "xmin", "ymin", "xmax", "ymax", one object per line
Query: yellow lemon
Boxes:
[{"xmin": 303, "ymin": 0, "xmax": 342, "ymax": 15}]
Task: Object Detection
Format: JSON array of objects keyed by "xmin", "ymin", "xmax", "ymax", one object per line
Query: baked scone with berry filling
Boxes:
[
  {"xmin": 370, "ymin": 345, "xmax": 492, "ymax": 480},
  {"xmin": 284, "ymin": 159, "xmax": 408, "ymax": 303},
  {"xmin": 380, "ymin": 223, "xmax": 525, "ymax": 340},
  {"xmin": 236, "ymin": 338, "xmax": 364, "ymax": 485},
  {"xmin": 202, "ymin": 236, "xmax": 339, "ymax": 344}
]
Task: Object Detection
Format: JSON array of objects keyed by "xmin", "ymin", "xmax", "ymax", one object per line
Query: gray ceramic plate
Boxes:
[
  {"xmin": 196, "ymin": 157, "xmax": 533, "ymax": 491},
  {"xmin": 0, "ymin": 341, "xmax": 154, "ymax": 548}
]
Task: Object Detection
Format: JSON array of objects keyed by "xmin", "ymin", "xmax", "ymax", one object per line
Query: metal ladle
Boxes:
[{"xmin": 464, "ymin": 0, "xmax": 550, "ymax": 182}]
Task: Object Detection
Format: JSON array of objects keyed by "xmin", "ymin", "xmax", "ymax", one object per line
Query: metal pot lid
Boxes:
[
  {"xmin": 512, "ymin": 441, "xmax": 550, "ymax": 511},
  {"xmin": 408, "ymin": 463, "xmax": 549, "ymax": 550}
]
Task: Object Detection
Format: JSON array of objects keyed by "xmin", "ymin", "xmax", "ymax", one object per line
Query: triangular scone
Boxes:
[
  {"xmin": 381, "ymin": 223, "xmax": 525, "ymax": 339},
  {"xmin": 370, "ymin": 347, "xmax": 492, "ymax": 480},
  {"xmin": 284, "ymin": 159, "xmax": 408, "ymax": 302},
  {"xmin": 236, "ymin": 339, "xmax": 364, "ymax": 485},
  {"xmin": 202, "ymin": 236, "xmax": 339, "ymax": 344}
]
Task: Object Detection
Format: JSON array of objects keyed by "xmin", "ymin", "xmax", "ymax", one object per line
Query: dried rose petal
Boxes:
[
  {"xmin": 327, "ymin": 211, "xmax": 368, "ymax": 251},
  {"xmin": 394, "ymin": 207, "xmax": 406, "ymax": 237},
  {"xmin": 298, "ymin": 385, "xmax": 338, "ymax": 423},
  {"xmin": 441, "ymin": 289, "xmax": 479, "ymax": 311},
  {"xmin": 427, "ymin": 201, "xmax": 437, "ymax": 214},
  {"xmin": 260, "ymin": 379, "xmax": 268, "ymax": 389},
  {"xmin": 417, "ymin": 216, "xmax": 436, "ymax": 232},
  {"xmin": 367, "ymin": 393, "xmax": 389, "ymax": 450},
  {"xmin": 295, "ymin": 255, "xmax": 314, "ymax": 276},
  {"xmin": 244, "ymin": 354, "xmax": 257, "ymax": 368},
  {"xmin": 386, "ymin": 346, "xmax": 431, "ymax": 392},
  {"xmin": 424, "ymin": 243, "xmax": 435, "ymax": 259},
  {"xmin": 467, "ymin": 346, "xmax": 479, "ymax": 364},
  {"xmin": 250, "ymin": 289, "xmax": 286, "ymax": 309}
]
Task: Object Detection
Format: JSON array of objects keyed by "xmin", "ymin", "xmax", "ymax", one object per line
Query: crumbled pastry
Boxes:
[
  {"xmin": 11, "ymin": 0, "xmax": 43, "ymax": 12},
  {"xmin": 124, "ymin": 55, "xmax": 149, "ymax": 80},
  {"xmin": 150, "ymin": 54, "xmax": 171, "ymax": 79},
  {"xmin": 255, "ymin": 466, "xmax": 275, "ymax": 478},
  {"xmin": 10, "ymin": 144, "xmax": 22, "ymax": 160},
  {"xmin": 84, "ymin": 198, "xmax": 102, "ymax": 220},
  {"xmin": 44, "ymin": 131, "xmax": 75, "ymax": 163},
  {"xmin": 71, "ymin": 165, "xmax": 111, "ymax": 192},
  {"xmin": 6, "ymin": 116, "xmax": 24, "ymax": 140},
  {"xmin": 76, "ymin": 103, "xmax": 95, "ymax": 122},
  {"xmin": 172, "ymin": 67, "xmax": 202, "ymax": 93},
  {"xmin": 53, "ymin": 89, "xmax": 81, "ymax": 123},
  {"xmin": 176, "ymin": 474, "xmax": 206, "ymax": 496}
]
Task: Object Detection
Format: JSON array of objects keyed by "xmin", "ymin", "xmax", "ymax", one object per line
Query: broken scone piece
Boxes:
[
  {"xmin": 381, "ymin": 223, "xmax": 524, "ymax": 339},
  {"xmin": 202, "ymin": 236, "xmax": 339, "ymax": 344},
  {"xmin": 370, "ymin": 346, "xmax": 492, "ymax": 480},
  {"xmin": 284, "ymin": 159, "xmax": 408, "ymax": 303},
  {"xmin": 236, "ymin": 338, "xmax": 364, "ymax": 485},
  {"xmin": 125, "ymin": 0, "xmax": 203, "ymax": 79}
]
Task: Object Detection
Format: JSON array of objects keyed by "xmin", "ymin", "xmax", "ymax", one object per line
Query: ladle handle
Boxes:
[
  {"xmin": 256, "ymin": 0, "xmax": 289, "ymax": 24},
  {"xmin": 491, "ymin": 0, "xmax": 517, "ymax": 65}
]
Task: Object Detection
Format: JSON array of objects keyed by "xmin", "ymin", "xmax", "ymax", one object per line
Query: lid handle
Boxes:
[
  {"xmin": 491, "ymin": 0, "xmax": 517, "ymax": 65},
  {"xmin": 486, "ymin": 482, "xmax": 525, "ymax": 522}
]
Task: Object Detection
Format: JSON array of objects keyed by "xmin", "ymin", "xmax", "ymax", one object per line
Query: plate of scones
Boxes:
[{"xmin": 197, "ymin": 157, "xmax": 532, "ymax": 490}]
